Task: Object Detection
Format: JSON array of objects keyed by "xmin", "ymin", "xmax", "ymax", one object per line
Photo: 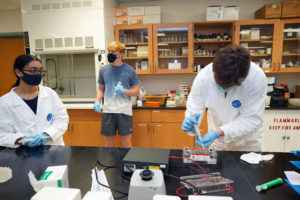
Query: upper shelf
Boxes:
[
  {"xmin": 123, "ymin": 56, "xmax": 148, "ymax": 59},
  {"xmin": 194, "ymin": 40, "xmax": 232, "ymax": 44},
  {"xmin": 240, "ymin": 39, "xmax": 273, "ymax": 42},
  {"xmin": 283, "ymin": 38, "xmax": 300, "ymax": 41},
  {"xmin": 250, "ymin": 54, "xmax": 272, "ymax": 57},
  {"xmin": 158, "ymin": 41, "xmax": 188, "ymax": 45},
  {"xmin": 282, "ymin": 53, "xmax": 300, "ymax": 56},
  {"xmin": 124, "ymin": 43, "xmax": 148, "ymax": 46}
]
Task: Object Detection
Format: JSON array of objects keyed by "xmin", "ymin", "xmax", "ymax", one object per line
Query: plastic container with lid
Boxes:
[{"xmin": 280, "ymin": 83, "xmax": 290, "ymax": 99}]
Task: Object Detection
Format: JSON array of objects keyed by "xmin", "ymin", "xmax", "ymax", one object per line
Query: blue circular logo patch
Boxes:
[
  {"xmin": 232, "ymin": 100, "xmax": 241, "ymax": 108},
  {"xmin": 47, "ymin": 113, "xmax": 53, "ymax": 121}
]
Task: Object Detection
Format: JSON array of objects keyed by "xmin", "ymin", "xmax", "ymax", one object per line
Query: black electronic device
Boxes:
[
  {"xmin": 270, "ymin": 96, "xmax": 288, "ymax": 107},
  {"xmin": 122, "ymin": 147, "xmax": 170, "ymax": 174}
]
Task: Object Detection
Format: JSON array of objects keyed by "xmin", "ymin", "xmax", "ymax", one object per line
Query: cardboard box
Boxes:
[
  {"xmin": 168, "ymin": 63, "xmax": 181, "ymax": 70},
  {"xmin": 137, "ymin": 46, "xmax": 148, "ymax": 57},
  {"xmin": 31, "ymin": 187, "xmax": 81, "ymax": 200},
  {"xmin": 255, "ymin": 3, "xmax": 282, "ymax": 19},
  {"xmin": 282, "ymin": 1, "xmax": 300, "ymax": 18},
  {"xmin": 223, "ymin": 6, "xmax": 239, "ymax": 20},
  {"xmin": 128, "ymin": 7, "xmax": 145, "ymax": 16},
  {"xmin": 129, "ymin": 16, "xmax": 143, "ymax": 25},
  {"xmin": 144, "ymin": 15, "xmax": 161, "ymax": 24},
  {"xmin": 145, "ymin": 6, "xmax": 161, "ymax": 15},
  {"xmin": 39, "ymin": 165, "xmax": 69, "ymax": 188},
  {"xmin": 127, "ymin": 50, "xmax": 137, "ymax": 57},
  {"xmin": 207, "ymin": 6, "xmax": 223, "ymax": 21},
  {"xmin": 115, "ymin": 8, "xmax": 127, "ymax": 17},
  {"xmin": 115, "ymin": 16, "xmax": 128, "ymax": 25}
]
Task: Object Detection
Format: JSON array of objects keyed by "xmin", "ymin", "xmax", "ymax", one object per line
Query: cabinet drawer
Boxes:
[
  {"xmin": 133, "ymin": 109, "xmax": 151, "ymax": 122},
  {"xmin": 67, "ymin": 109, "xmax": 101, "ymax": 121},
  {"xmin": 151, "ymin": 110, "xmax": 185, "ymax": 123}
]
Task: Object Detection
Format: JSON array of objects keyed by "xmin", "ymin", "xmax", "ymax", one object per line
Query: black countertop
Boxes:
[{"xmin": 0, "ymin": 146, "xmax": 299, "ymax": 200}]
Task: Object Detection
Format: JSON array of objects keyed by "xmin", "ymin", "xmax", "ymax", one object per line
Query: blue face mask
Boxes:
[
  {"xmin": 216, "ymin": 84, "xmax": 235, "ymax": 93},
  {"xmin": 22, "ymin": 73, "xmax": 42, "ymax": 86}
]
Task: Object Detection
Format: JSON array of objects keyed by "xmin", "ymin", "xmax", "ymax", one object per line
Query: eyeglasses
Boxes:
[{"xmin": 22, "ymin": 69, "xmax": 47, "ymax": 75}]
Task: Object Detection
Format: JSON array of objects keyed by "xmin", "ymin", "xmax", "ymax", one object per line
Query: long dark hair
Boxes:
[{"xmin": 12, "ymin": 54, "xmax": 41, "ymax": 88}]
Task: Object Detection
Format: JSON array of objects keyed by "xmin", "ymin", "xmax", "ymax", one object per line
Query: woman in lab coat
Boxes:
[
  {"xmin": 182, "ymin": 45, "xmax": 267, "ymax": 151},
  {"xmin": 0, "ymin": 55, "xmax": 69, "ymax": 148}
]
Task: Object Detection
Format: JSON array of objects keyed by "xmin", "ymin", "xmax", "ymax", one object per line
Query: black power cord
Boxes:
[{"xmin": 93, "ymin": 166, "xmax": 128, "ymax": 200}]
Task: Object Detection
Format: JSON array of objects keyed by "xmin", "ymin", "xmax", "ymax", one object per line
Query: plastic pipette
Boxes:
[
  {"xmin": 113, "ymin": 81, "xmax": 122, "ymax": 99},
  {"xmin": 192, "ymin": 114, "xmax": 205, "ymax": 151},
  {"xmin": 194, "ymin": 124, "xmax": 205, "ymax": 151}
]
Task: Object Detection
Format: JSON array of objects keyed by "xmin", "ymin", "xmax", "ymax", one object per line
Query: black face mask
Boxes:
[
  {"xmin": 22, "ymin": 73, "xmax": 42, "ymax": 85},
  {"xmin": 107, "ymin": 53, "xmax": 117, "ymax": 63}
]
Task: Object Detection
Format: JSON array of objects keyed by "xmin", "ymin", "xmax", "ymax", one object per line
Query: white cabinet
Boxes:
[{"xmin": 262, "ymin": 109, "xmax": 300, "ymax": 152}]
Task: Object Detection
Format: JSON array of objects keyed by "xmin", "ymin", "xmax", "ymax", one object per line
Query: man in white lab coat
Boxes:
[
  {"xmin": 182, "ymin": 45, "xmax": 267, "ymax": 151},
  {"xmin": 0, "ymin": 55, "xmax": 69, "ymax": 148}
]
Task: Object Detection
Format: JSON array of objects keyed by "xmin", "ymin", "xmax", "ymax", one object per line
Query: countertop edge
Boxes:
[{"xmin": 64, "ymin": 103, "xmax": 300, "ymax": 110}]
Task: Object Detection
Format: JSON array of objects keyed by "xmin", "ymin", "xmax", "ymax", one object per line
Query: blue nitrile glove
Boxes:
[
  {"xmin": 24, "ymin": 134, "xmax": 43, "ymax": 148},
  {"xmin": 196, "ymin": 130, "xmax": 219, "ymax": 147},
  {"xmin": 94, "ymin": 101, "xmax": 101, "ymax": 113},
  {"xmin": 114, "ymin": 85, "xmax": 125, "ymax": 94},
  {"xmin": 181, "ymin": 113, "xmax": 200, "ymax": 132},
  {"xmin": 41, "ymin": 133, "xmax": 49, "ymax": 145}
]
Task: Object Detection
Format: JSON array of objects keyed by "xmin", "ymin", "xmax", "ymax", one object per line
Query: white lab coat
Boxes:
[
  {"xmin": 186, "ymin": 62, "xmax": 267, "ymax": 151},
  {"xmin": 0, "ymin": 86, "xmax": 69, "ymax": 148}
]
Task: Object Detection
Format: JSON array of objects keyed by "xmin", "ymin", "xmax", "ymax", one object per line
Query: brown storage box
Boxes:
[
  {"xmin": 255, "ymin": 3, "xmax": 282, "ymax": 19},
  {"xmin": 282, "ymin": 1, "xmax": 300, "ymax": 18}
]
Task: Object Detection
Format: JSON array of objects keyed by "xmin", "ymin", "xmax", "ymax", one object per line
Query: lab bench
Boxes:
[
  {"xmin": 63, "ymin": 105, "xmax": 299, "ymax": 151},
  {"xmin": 0, "ymin": 146, "xmax": 298, "ymax": 200},
  {"xmin": 63, "ymin": 108, "xmax": 208, "ymax": 149}
]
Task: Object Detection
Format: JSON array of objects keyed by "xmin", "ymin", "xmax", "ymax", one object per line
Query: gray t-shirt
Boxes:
[{"xmin": 98, "ymin": 63, "xmax": 139, "ymax": 116}]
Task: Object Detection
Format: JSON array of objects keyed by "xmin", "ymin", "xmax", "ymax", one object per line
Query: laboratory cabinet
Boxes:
[
  {"xmin": 115, "ymin": 19, "xmax": 300, "ymax": 75},
  {"xmin": 234, "ymin": 19, "xmax": 281, "ymax": 73},
  {"xmin": 278, "ymin": 19, "xmax": 300, "ymax": 73},
  {"xmin": 115, "ymin": 22, "xmax": 194, "ymax": 74},
  {"xmin": 114, "ymin": 24, "xmax": 153, "ymax": 74},
  {"xmin": 63, "ymin": 109, "xmax": 123, "ymax": 147},
  {"xmin": 193, "ymin": 21, "xmax": 234, "ymax": 73},
  {"xmin": 63, "ymin": 109, "xmax": 208, "ymax": 149},
  {"xmin": 153, "ymin": 22, "xmax": 194, "ymax": 74},
  {"xmin": 262, "ymin": 109, "xmax": 300, "ymax": 152},
  {"xmin": 234, "ymin": 19, "xmax": 300, "ymax": 74}
]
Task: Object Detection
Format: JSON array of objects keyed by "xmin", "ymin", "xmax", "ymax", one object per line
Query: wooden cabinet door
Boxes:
[
  {"xmin": 278, "ymin": 19, "xmax": 300, "ymax": 73},
  {"xmin": 152, "ymin": 123, "xmax": 179, "ymax": 149},
  {"xmin": 151, "ymin": 109, "xmax": 185, "ymax": 123},
  {"xmin": 114, "ymin": 24, "xmax": 153, "ymax": 74},
  {"xmin": 133, "ymin": 109, "xmax": 151, "ymax": 122},
  {"xmin": 0, "ymin": 37, "xmax": 25, "ymax": 96},
  {"xmin": 234, "ymin": 19, "xmax": 281, "ymax": 74},
  {"xmin": 175, "ymin": 123, "xmax": 195, "ymax": 149},
  {"xmin": 62, "ymin": 123, "xmax": 72, "ymax": 146},
  {"xmin": 132, "ymin": 123, "xmax": 151, "ymax": 147},
  {"xmin": 68, "ymin": 121, "xmax": 104, "ymax": 147},
  {"xmin": 153, "ymin": 22, "xmax": 193, "ymax": 74}
]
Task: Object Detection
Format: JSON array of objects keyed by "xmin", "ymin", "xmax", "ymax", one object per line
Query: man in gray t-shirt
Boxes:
[{"xmin": 94, "ymin": 41, "xmax": 139, "ymax": 147}]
